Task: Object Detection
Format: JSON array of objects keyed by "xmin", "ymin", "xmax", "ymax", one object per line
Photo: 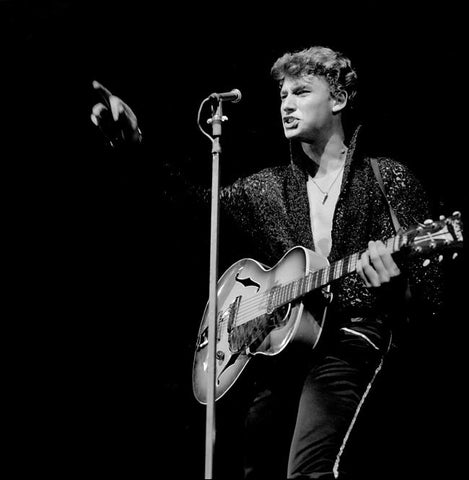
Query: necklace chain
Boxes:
[{"xmin": 311, "ymin": 162, "xmax": 346, "ymax": 204}]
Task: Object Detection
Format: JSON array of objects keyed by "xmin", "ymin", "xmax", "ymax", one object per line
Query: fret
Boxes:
[
  {"xmin": 321, "ymin": 267, "xmax": 329, "ymax": 287},
  {"xmin": 278, "ymin": 285, "xmax": 284, "ymax": 305},
  {"xmin": 333, "ymin": 262, "xmax": 340, "ymax": 281},
  {"xmin": 329, "ymin": 262, "xmax": 336, "ymax": 282},
  {"xmin": 299, "ymin": 277, "xmax": 307, "ymax": 297},
  {"xmin": 350, "ymin": 252, "xmax": 359, "ymax": 272},
  {"xmin": 292, "ymin": 279, "xmax": 298, "ymax": 300},
  {"xmin": 345, "ymin": 254, "xmax": 353, "ymax": 274},
  {"xmin": 273, "ymin": 286, "xmax": 279, "ymax": 307},
  {"xmin": 340, "ymin": 257, "xmax": 347, "ymax": 278},
  {"xmin": 317, "ymin": 267, "xmax": 325, "ymax": 287},
  {"xmin": 282, "ymin": 284, "xmax": 287, "ymax": 304},
  {"xmin": 340, "ymin": 257, "xmax": 347, "ymax": 277},
  {"xmin": 334, "ymin": 260, "xmax": 341, "ymax": 280},
  {"xmin": 342, "ymin": 255, "xmax": 351, "ymax": 275},
  {"xmin": 313, "ymin": 268, "xmax": 320, "ymax": 287},
  {"xmin": 330, "ymin": 262, "xmax": 337, "ymax": 282},
  {"xmin": 328, "ymin": 263, "xmax": 335, "ymax": 284},
  {"xmin": 310, "ymin": 271, "xmax": 317, "ymax": 290},
  {"xmin": 311, "ymin": 271, "xmax": 319, "ymax": 290},
  {"xmin": 349, "ymin": 253, "xmax": 357, "ymax": 274},
  {"xmin": 295, "ymin": 278, "xmax": 301, "ymax": 299}
]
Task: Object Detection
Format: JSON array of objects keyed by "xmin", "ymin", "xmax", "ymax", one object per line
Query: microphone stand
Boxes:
[{"xmin": 204, "ymin": 97, "xmax": 224, "ymax": 479}]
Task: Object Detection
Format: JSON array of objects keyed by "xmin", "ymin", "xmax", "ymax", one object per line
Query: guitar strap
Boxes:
[
  {"xmin": 369, "ymin": 158, "xmax": 402, "ymax": 234},
  {"xmin": 370, "ymin": 158, "xmax": 411, "ymax": 333}
]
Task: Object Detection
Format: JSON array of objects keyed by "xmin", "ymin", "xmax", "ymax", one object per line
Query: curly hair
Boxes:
[{"xmin": 271, "ymin": 46, "xmax": 358, "ymax": 107}]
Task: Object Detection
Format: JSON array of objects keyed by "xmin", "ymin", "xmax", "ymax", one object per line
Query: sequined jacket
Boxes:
[{"xmin": 164, "ymin": 127, "xmax": 444, "ymax": 325}]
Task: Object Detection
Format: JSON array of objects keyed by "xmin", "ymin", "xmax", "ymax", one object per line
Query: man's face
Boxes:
[{"xmin": 280, "ymin": 75, "xmax": 335, "ymax": 142}]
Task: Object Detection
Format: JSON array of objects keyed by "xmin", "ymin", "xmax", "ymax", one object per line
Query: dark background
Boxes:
[{"xmin": 2, "ymin": 1, "xmax": 466, "ymax": 478}]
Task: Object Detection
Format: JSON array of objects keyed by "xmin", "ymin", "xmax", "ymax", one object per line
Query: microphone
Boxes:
[{"xmin": 209, "ymin": 89, "xmax": 242, "ymax": 103}]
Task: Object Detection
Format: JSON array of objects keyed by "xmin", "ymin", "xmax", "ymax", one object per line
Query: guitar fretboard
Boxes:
[{"xmin": 269, "ymin": 234, "xmax": 408, "ymax": 309}]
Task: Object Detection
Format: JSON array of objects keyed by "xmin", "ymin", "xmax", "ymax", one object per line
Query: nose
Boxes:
[{"xmin": 281, "ymin": 93, "xmax": 296, "ymax": 114}]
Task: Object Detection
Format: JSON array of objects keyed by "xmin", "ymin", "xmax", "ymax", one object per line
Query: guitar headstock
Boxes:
[{"xmin": 406, "ymin": 211, "xmax": 463, "ymax": 258}]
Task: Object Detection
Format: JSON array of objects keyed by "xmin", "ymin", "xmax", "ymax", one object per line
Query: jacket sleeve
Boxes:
[
  {"xmin": 381, "ymin": 159, "xmax": 447, "ymax": 322},
  {"xmin": 156, "ymin": 159, "xmax": 267, "ymax": 269}
]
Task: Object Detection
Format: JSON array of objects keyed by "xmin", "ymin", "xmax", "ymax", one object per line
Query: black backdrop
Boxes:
[{"xmin": 2, "ymin": 1, "xmax": 466, "ymax": 478}]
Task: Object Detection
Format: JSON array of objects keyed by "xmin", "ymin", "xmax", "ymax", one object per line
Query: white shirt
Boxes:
[{"xmin": 306, "ymin": 168, "xmax": 345, "ymax": 258}]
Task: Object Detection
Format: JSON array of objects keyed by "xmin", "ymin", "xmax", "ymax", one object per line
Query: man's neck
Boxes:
[{"xmin": 301, "ymin": 133, "xmax": 347, "ymax": 176}]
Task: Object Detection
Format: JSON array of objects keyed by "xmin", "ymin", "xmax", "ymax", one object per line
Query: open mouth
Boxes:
[{"xmin": 283, "ymin": 117, "xmax": 299, "ymax": 129}]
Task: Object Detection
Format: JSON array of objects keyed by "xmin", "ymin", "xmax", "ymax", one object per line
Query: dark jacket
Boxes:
[
  {"xmin": 162, "ymin": 126, "xmax": 444, "ymax": 332},
  {"xmin": 216, "ymin": 127, "xmax": 444, "ymax": 326}
]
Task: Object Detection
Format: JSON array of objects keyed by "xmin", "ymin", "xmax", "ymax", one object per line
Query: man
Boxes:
[{"xmin": 91, "ymin": 46, "xmax": 444, "ymax": 479}]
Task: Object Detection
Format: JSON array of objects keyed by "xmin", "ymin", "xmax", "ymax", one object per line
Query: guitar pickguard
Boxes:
[{"xmin": 229, "ymin": 304, "xmax": 290, "ymax": 353}]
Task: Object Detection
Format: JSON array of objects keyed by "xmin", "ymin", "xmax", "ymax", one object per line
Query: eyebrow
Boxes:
[{"xmin": 280, "ymin": 80, "xmax": 313, "ymax": 95}]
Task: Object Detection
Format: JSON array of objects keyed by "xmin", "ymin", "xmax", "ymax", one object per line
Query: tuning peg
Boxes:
[
  {"xmin": 438, "ymin": 255, "xmax": 443, "ymax": 262},
  {"xmin": 452, "ymin": 252, "xmax": 459, "ymax": 260},
  {"xmin": 422, "ymin": 259, "xmax": 431, "ymax": 267}
]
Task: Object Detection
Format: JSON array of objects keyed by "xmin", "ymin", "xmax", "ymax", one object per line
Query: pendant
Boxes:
[{"xmin": 322, "ymin": 194, "xmax": 328, "ymax": 204}]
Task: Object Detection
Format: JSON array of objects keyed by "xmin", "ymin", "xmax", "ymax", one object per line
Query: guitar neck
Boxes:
[{"xmin": 269, "ymin": 233, "xmax": 409, "ymax": 309}]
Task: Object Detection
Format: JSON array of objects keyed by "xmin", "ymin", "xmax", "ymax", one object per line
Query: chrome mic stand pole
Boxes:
[{"xmin": 204, "ymin": 97, "xmax": 224, "ymax": 479}]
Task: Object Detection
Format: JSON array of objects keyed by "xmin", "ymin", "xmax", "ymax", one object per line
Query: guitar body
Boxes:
[{"xmin": 192, "ymin": 246, "xmax": 329, "ymax": 404}]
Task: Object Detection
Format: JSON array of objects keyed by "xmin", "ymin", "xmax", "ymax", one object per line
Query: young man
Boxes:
[{"xmin": 91, "ymin": 46, "xmax": 445, "ymax": 479}]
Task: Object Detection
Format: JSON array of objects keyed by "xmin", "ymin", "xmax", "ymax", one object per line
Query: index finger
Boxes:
[{"xmin": 92, "ymin": 80, "xmax": 113, "ymax": 108}]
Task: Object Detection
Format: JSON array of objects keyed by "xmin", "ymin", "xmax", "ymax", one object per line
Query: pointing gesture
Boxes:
[{"xmin": 91, "ymin": 80, "xmax": 142, "ymax": 147}]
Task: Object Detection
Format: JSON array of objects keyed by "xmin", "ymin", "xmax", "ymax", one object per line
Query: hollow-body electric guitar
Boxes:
[{"xmin": 192, "ymin": 213, "xmax": 463, "ymax": 404}]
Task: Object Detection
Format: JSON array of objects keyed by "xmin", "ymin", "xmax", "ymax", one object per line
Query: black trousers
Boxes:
[{"xmin": 242, "ymin": 319, "xmax": 391, "ymax": 479}]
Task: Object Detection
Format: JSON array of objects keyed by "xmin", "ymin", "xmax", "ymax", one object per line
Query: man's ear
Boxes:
[{"xmin": 332, "ymin": 90, "xmax": 348, "ymax": 113}]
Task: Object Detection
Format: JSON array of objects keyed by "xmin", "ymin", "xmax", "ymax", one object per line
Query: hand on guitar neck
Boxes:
[{"xmin": 356, "ymin": 240, "xmax": 402, "ymax": 288}]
